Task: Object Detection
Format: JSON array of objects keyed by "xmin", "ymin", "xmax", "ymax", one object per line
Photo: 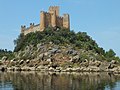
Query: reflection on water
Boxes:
[{"xmin": 0, "ymin": 72, "xmax": 120, "ymax": 90}]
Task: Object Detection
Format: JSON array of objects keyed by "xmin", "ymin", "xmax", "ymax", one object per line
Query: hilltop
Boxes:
[
  {"xmin": 14, "ymin": 27, "xmax": 119, "ymax": 61},
  {"xmin": 0, "ymin": 27, "xmax": 120, "ymax": 72}
]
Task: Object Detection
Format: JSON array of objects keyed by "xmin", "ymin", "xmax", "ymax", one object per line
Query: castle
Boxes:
[{"xmin": 21, "ymin": 6, "xmax": 70, "ymax": 35}]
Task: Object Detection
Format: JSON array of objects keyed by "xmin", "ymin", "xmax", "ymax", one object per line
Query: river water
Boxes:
[{"xmin": 0, "ymin": 72, "xmax": 120, "ymax": 90}]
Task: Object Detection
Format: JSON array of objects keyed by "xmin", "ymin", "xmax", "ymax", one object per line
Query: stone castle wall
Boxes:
[
  {"xmin": 21, "ymin": 6, "xmax": 70, "ymax": 35},
  {"xmin": 57, "ymin": 16, "xmax": 63, "ymax": 28},
  {"xmin": 21, "ymin": 24, "xmax": 40, "ymax": 35}
]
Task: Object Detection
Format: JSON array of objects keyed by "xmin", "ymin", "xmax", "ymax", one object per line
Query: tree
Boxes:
[{"xmin": 105, "ymin": 49, "xmax": 116, "ymax": 58}]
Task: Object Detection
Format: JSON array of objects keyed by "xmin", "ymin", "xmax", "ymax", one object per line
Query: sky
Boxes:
[{"xmin": 0, "ymin": 0, "xmax": 120, "ymax": 56}]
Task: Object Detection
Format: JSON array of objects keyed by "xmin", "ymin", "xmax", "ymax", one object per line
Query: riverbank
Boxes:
[{"xmin": 0, "ymin": 59, "xmax": 120, "ymax": 74}]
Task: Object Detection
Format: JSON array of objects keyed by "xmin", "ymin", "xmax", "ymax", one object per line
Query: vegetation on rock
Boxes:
[
  {"xmin": 0, "ymin": 28, "xmax": 120, "ymax": 72},
  {"xmin": 0, "ymin": 49, "xmax": 14, "ymax": 60},
  {"xmin": 13, "ymin": 27, "xmax": 119, "ymax": 62},
  {"xmin": 14, "ymin": 28, "xmax": 101, "ymax": 52}
]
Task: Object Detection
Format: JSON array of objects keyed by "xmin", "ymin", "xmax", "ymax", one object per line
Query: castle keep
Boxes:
[{"xmin": 21, "ymin": 6, "xmax": 70, "ymax": 35}]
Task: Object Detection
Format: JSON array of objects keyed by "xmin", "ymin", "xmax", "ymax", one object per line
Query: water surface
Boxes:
[{"xmin": 0, "ymin": 72, "xmax": 120, "ymax": 90}]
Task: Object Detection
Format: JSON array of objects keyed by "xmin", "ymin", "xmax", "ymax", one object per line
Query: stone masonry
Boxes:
[{"xmin": 21, "ymin": 6, "xmax": 70, "ymax": 35}]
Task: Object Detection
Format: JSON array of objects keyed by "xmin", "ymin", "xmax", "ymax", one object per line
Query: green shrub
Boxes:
[{"xmin": 13, "ymin": 27, "xmax": 120, "ymax": 62}]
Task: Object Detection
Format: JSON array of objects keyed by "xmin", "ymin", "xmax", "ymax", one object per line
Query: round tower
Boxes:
[
  {"xmin": 63, "ymin": 14, "xmax": 70, "ymax": 29},
  {"xmin": 40, "ymin": 11, "xmax": 45, "ymax": 31},
  {"xmin": 51, "ymin": 11, "xmax": 57, "ymax": 27}
]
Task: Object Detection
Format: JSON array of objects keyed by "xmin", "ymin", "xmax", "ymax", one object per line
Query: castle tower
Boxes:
[
  {"xmin": 21, "ymin": 25, "xmax": 26, "ymax": 33},
  {"xmin": 63, "ymin": 14, "xmax": 70, "ymax": 29},
  {"xmin": 40, "ymin": 11, "xmax": 45, "ymax": 31},
  {"xmin": 30, "ymin": 23, "xmax": 34, "ymax": 29},
  {"xmin": 49, "ymin": 6, "xmax": 59, "ymax": 16},
  {"xmin": 51, "ymin": 11, "xmax": 57, "ymax": 27}
]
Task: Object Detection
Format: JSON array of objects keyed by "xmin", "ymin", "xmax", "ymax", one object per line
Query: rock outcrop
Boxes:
[{"xmin": 0, "ymin": 43, "xmax": 120, "ymax": 73}]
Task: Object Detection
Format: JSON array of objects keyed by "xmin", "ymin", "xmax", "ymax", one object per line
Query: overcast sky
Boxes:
[{"xmin": 0, "ymin": 0, "xmax": 120, "ymax": 56}]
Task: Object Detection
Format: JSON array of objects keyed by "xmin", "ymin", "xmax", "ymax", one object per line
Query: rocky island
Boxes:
[{"xmin": 0, "ymin": 28, "xmax": 120, "ymax": 73}]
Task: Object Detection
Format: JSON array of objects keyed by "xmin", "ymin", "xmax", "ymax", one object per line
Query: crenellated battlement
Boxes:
[
  {"xmin": 49, "ymin": 6, "xmax": 59, "ymax": 16},
  {"xmin": 21, "ymin": 6, "xmax": 70, "ymax": 35},
  {"xmin": 41, "ymin": 11, "xmax": 49, "ymax": 14},
  {"xmin": 57, "ymin": 16, "xmax": 63, "ymax": 19}
]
